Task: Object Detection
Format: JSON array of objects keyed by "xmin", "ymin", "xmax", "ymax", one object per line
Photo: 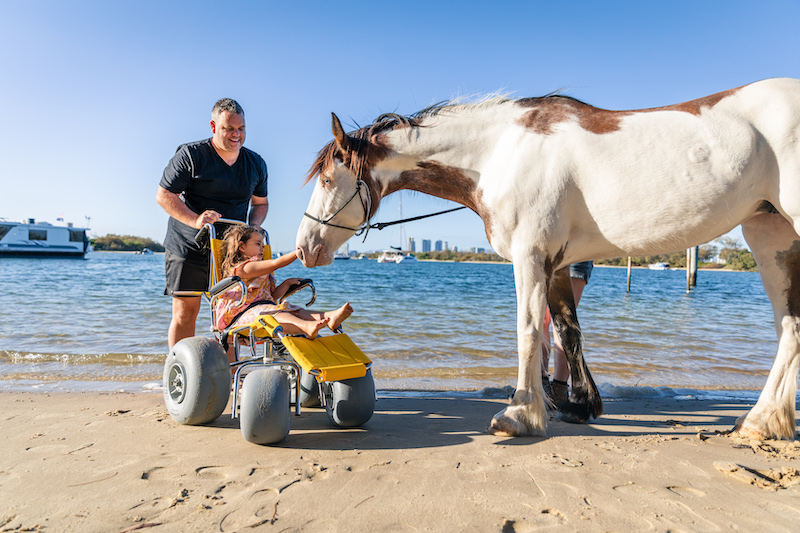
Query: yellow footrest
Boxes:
[
  {"xmin": 237, "ymin": 315, "xmax": 371, "ymax": 382},
  {"xmin": 282, "ymin": 334, "xmax": 371, "ymax": 382}
]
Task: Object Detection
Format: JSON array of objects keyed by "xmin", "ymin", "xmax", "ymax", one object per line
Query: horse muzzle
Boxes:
[{"xmin": 296, "ymin": 242, "xmax": 331, "ymax": 268}]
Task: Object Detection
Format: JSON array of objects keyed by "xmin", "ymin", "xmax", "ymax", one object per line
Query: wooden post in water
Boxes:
[
  {"xmin": 626, "ymin": 256, "xmax": 632, "ymax": 292},
  {"xmin": 686, "ymin": 246, "xmax": 698, "ymax": 292}
]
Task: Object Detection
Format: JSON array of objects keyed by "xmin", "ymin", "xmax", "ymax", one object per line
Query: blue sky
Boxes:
[{"xmin": 1, "ymin": 1, "xmax": 798, "ymax": 253}]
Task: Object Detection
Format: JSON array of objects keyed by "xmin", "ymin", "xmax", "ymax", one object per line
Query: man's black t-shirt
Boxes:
[{"xmin": 160, "ymin": 138, "xmax": 268, "ymax": 255}]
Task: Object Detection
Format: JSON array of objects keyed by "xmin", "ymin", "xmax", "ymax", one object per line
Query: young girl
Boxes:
[{"xmin": 215, "ymin": 225, "xmax": 353, "ymax": 340}]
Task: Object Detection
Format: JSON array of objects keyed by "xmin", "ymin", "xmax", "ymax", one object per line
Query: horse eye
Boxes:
[{"xmin": 323, "ymin": 177, "xmax": 332, "ymax": 185}]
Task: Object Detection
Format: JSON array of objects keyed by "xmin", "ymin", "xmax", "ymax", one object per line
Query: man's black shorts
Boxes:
[{"xmin": 164, "ymin": 248, "xmax": 210, "ymax": 296}]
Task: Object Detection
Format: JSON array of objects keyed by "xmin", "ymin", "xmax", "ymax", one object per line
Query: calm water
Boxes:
[{"xmin": 0, "ymin": 252, "xmax": 791, "ymax": 396}]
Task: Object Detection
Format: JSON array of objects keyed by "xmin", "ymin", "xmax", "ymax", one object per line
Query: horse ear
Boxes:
[{"xmin": 331, "ymin": 113, "xmax": 351, "ymax": 154}]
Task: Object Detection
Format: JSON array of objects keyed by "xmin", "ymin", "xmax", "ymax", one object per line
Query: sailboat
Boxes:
[{"xmin": 378, "ymin": 194, "xmax": 417, "ymax": 264}]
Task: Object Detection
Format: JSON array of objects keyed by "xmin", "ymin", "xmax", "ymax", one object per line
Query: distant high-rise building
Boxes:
[
  {"xmin": 444, "ymin": 241, "xmax": 449, "ymax": 251},
  {"xmin": 435, "ymin": 240, "xmax": 443, "ymax": 251},
  {"xmin": 422, "ymin": 239, "xmax": 431, "ymax": 252},
  {"xmin": 408, "ymin": 237, "xmax": 415, "ymax": 252}
]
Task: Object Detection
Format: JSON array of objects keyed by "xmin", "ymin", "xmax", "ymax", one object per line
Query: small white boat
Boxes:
[
  {"xmin": 648, "ymin": 262, "xmax": 670, "ymax": 270},
  {"xmin": 0, "ymin": 218, "xmax": 90, "ymax": 257},
  {"xmin": 377, "ymin": 250, "xmax": 418, "ymax": 263}
]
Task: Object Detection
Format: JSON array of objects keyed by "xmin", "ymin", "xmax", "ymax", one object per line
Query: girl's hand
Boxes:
[{"xmin": 273, "ymin": 278, "xmax": 306, "ymax": 301}]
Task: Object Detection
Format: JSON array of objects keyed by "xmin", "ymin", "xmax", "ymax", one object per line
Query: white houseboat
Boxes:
[{"xmin": 0, "ymin": 218, "xmax": 90, "ymax": 257}]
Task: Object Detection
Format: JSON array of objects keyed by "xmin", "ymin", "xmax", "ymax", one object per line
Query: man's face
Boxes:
[{"xmin": 210, "ymin": 111, "xmax": 246, "ymax": 153}]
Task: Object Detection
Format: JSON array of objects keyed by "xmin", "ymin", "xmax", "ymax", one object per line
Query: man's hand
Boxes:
[{"xmin": 195, "ymin": 210, "xmax": 221, "ymax": 229}]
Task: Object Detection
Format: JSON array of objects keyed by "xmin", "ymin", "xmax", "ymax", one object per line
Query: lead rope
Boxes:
[
  {"xmin": 304, "ymin": 179, "xmax": 468, "ymax": 242},
  {"xmin": 360, "ymin": 206, "xmax": 466, "ymax": 243}
]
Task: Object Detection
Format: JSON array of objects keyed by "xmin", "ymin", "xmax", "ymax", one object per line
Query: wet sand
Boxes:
[{"xmin": 1, "ymin": 392, "xmax": 798, "ymax": 532}]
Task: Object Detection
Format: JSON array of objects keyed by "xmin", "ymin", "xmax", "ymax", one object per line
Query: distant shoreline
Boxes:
[{"xmin": 90, "ymin": 251, "xmax": 752, "ymax": 272}]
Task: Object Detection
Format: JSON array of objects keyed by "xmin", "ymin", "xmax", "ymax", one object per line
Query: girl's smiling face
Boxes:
[{"xmin": 239, "ymin": 232, "xmax": 263, "ymax": 258}]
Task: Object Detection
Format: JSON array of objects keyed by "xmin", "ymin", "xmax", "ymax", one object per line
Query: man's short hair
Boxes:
[{"xmin": 212, "ymin": 98, "xmax": 244, "ymax": 120}]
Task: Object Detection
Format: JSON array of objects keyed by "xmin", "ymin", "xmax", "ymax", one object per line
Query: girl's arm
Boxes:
[
  {"xmin": 234, "ymin": 250, "xmax": 298, "ymax": 278},
  {"xmin": 272, "ymin": 278, "xmax": 305, "ymax": 301}
]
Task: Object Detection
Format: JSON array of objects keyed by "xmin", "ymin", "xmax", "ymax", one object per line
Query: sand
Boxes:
[{"xmin": 1, "ymin": 391, "xmax": 799, "ymax": 532}]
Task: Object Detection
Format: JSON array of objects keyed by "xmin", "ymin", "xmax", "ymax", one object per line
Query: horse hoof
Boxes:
[
  {"xmin": 734, "ymin": 419, "xmax": 772, "ymax": 440},
  {"xmin": 735, "ymin": 412, "xmax": 796, "ymax": 440},
  {"xmin": 557, "ymin": 401, "xmax": 591, "ymax": 424},
  {"xmin": 489, "ymin": 406, "xmax": 547, "ymax": 437},
  {"xmin": 489, "ymin": 414, "xmax": 523, "ymax": 436}
]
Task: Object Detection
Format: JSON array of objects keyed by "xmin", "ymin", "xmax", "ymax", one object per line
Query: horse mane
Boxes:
[
  {"xmin": 305, "ymin": 113, "xmax": 421, "ymax": 184},
  {"xmin": 305, "ymin": 92, "xmax": 592, "ymax": 184}
]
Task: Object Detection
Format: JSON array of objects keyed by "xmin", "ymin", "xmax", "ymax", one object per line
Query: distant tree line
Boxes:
[
  {"xmin": 391, "ymin": 236, "xmax": 757, "ymax": 271},
  {"xmin": 91, "ymin": 234, "xmax": 165, "ymax": 252},
  {"xmin": 595, "ymin": 236, "xmax": 757, "ymax": 271}
]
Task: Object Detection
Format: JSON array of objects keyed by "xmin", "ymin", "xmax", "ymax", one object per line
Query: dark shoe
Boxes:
[{"xmin": 551, "ymin": 379, "xmax": 569, "ymax": 407}]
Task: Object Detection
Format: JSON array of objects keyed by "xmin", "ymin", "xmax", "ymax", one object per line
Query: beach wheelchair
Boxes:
[{"xmin": 162, "ymin": 219, "xmax": 375, "ymax": 444}]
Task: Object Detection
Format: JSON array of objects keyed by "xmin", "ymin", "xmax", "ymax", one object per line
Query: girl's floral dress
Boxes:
[{"xmin": 214, "ymin": 257, "xmax": 302, "ymax": 330}]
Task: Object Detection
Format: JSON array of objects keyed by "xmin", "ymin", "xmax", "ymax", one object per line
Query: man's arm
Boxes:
[
  {"xmin": 156, "ymin": 186, "xmax": 221, "ymax": 229},
  {"xmin": 248, "ymin": 195, "xmax": 268, "ymax": 227}
]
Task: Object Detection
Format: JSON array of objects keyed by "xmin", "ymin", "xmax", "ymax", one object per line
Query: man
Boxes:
[{"xmin": 157, "ymin": 98, "xmax": 268, "ymax": 349}]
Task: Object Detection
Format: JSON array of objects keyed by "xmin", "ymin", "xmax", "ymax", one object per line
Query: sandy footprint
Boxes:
[
  {"xmin": 23, "ymin": 443, "xmax": 71, "ymax": 456},
  {"xmin": 403, "ymin": 458, "xmax": 454, "ymax": 470},
  {"xmin": 656, "ymin": 500, "xmax": 721, "ymax": 532},
  {"xmin": 454, "ymin": 460, "xmax": 495, "ymax": 473},
  {"xmin": 502, "ymin": 509, "xmax": 567, "ymax": 532},
  {"xmin": 195, "ymin": 465, "xmax": 234, "ymax": 480},
  {"xmin": 128, "ymin": 496, "xmax": 174, "ymax": 516},
  {"xmin": 140, "ymin": 465, "xmax": 182, "ymax": 481},
  {"xmin": 611, "ymin": 481, "xmax": 658, "ymax": 495},
  {"xmin": 542, "ymin": 453, "xmax": 584, "ymax": 468},
  {"xmin": 666, "ymin": 485, "xmax": 706, "ymax": 498},
  {"xmin": 218, "ymin": 488, "xmax": 280, "ymax": 531}
]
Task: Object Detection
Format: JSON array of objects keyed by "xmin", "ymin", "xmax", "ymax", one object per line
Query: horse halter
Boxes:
[{"xmin": 303, "ymin": 179, "xmax": 373, "ymax": 238}]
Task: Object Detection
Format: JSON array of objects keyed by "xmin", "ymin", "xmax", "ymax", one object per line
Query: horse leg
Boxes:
[
  {"xmin": 547, "ymin": 267, "xmax": 603, "ymax": 424},
  {"xmin": 737, "ymin": 212, "xmax": 800, "ymax": 439},
  {"xmin": 490, "ymin": 258, "xmax": 549, "ymax": 436}
]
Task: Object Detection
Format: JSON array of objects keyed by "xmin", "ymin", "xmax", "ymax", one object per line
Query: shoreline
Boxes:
[{"xmin": 2, "ymin": 391, "xmax": 797, "ymax": 531}]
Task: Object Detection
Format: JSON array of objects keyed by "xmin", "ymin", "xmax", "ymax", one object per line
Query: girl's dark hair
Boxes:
[{"xmin": 220, "ymin": 225, "xmax": 260, "ymax": 277}]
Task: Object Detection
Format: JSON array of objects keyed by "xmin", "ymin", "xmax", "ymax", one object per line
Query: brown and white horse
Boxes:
[{"xmin": 296, "ymin": 78, "xmax": 800, "ymax": 439}]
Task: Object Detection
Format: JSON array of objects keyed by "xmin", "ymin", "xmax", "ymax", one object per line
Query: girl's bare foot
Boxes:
[
  {"xmin": 327, "ymin": 303, "xmax": 353, "ymax": 331},
  {"xmin": 302, "ymin": 318, "xmax": 329, "ymax": 339}
]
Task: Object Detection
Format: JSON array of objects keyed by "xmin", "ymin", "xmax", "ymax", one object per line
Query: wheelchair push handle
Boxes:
[
  {"xmin": 194, "ymin": 218, "xmax": 251, "ymax": 243},
  {"xmin": 279, "ymin": 278, "xmax": 317, "ymax": 307}
]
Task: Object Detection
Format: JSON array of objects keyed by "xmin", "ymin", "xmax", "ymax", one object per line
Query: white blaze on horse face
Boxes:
[{"xmin": 296, "ymin": 162, "xmax": 362, "ymax": 267}]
